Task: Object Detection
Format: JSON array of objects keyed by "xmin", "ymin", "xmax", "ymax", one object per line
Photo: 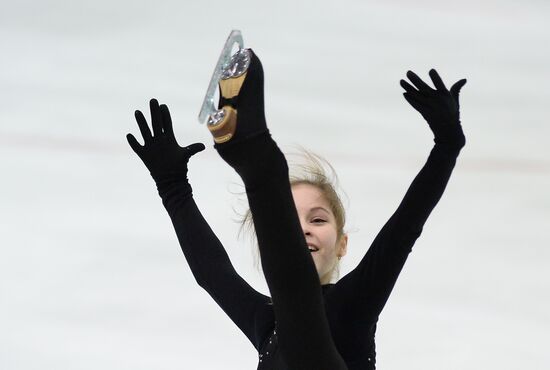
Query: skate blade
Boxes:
[{"xmin": 198, "ymin": 30, "xmax": 245, "ymax": 125}]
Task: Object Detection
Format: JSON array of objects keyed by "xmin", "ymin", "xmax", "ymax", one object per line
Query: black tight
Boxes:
[{"xmin": 216, "ymin": 133, "xmax": 348, "ymax": 370}]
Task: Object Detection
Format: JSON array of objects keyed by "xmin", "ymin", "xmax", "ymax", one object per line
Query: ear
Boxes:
[{"xmin": 337, "ymin": 234, "xmax": 348, "ymax": 258}]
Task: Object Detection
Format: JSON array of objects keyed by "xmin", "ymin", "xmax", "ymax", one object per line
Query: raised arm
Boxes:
[
  {"xmin": 390, "ymin": 69, "xmax": 467, "ymax": 230},
  {"xmin": 334, "ymin": 70, "xmax": 467, "ymax": 319},
  {"xmin": 127, "ymin": 99, "xmax": 270, "ymax": 347}
]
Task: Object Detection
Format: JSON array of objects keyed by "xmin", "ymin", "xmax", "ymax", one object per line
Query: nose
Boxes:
[{"xmin": 300, "ymin": 220, "xmax": 311, "ymax": 237}]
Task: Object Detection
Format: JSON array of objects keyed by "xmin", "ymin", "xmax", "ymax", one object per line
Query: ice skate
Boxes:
[{"xmin": 198, "ymin": 30, "xmax": 266, "ymax": 144}]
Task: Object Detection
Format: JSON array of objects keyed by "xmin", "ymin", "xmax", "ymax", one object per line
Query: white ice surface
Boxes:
[{"xmin": 1, "ymin": 1, "xmax": 549, "ymax": 369}]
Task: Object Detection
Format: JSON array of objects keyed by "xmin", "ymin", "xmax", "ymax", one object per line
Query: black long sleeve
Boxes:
[
  {"xmin": 156, "ymin": 177, "xmax": 272, "ymax": 350},
  {"xmin": 325, "ymin": 142, "xmax": 463, "ymax": 366}
]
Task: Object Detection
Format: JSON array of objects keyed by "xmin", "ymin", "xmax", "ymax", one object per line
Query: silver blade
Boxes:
[{"xmin": 198, "ymin": 30, "xmax": 244, "ymax": 124}]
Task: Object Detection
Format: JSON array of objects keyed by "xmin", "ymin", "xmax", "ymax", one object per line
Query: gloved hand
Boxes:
[
  {"xmin": 127, "ymin": 98, "xmax": 205, "ymax": 184},
  {"xmin": 400, "ymin": 69, "xmax": 467, "ymax": 148}
]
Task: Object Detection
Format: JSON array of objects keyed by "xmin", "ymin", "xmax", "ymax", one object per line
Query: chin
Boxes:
[{"xmin": 311, "ymin": 257, "xmax": 321, "ymax": 272}]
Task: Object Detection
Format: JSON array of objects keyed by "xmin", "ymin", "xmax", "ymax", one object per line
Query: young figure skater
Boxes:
[{"xmin": 127, "ymin": 49, "xmax": 466, "ymax": 369}]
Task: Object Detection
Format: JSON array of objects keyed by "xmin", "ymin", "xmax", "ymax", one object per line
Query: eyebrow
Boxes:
[{"xmin": 309, "ymin": 206, "xmax": 330, "ymax": 214}]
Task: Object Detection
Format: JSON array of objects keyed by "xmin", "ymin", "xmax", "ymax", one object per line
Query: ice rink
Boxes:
[{"xmin": 1, "ymin": 1, "xmax": 549, "ymax": 369}]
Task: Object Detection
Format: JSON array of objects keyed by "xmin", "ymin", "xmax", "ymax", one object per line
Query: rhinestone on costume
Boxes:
[
  {"xmin": 221, "ymin": 49, "xmax": 251, "ymax": 79},
  {"xmin": 207, "ymin": 108, "xmax": 226, "ymax": 126}
]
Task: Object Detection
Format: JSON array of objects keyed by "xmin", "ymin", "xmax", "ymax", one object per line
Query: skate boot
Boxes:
[{"xmin": 198, "ymin": 30, "xmax": 267, "ymax": 145}]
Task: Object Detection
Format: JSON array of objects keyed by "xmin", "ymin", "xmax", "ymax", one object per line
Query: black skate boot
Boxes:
[{"xmin": 206, "ymin": 48, "xmax": 267, "ymax": 144}]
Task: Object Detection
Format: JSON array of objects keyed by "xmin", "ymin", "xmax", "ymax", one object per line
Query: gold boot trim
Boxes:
[
  {"xmin": 208, "ymin": 106, "xmax": 237, "ymax": 144},
  {"xmin": 207, "ymin": 71, "xmax": 248, "ymax": 143}
]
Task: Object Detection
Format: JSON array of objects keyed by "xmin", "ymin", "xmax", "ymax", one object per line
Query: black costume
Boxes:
[
  {"xmin": 128, "ymin": 53, "xmax": 466, "ymax": 369},
  {"xmin": 155, "ymin": 133, "xmax": 462, "ymax": 370}
]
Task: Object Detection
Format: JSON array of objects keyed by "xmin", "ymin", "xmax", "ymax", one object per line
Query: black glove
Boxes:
[
  {"xmin": 127, "ymin": 99, "xmax": 205, "ymax": 186},
  {"xmin": 400, "ymin": 69, "xmax": 466, "ymax": 148}
]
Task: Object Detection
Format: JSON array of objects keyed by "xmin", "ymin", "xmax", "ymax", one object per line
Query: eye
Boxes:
[{"xmin": 311, "ymin": 218, "xmax": 327, "ymax": 224}]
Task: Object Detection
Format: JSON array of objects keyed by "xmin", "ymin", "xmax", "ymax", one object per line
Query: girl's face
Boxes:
[{"xmin": 291, "ymin": 183, "xmax": 347, "ymax": 284}]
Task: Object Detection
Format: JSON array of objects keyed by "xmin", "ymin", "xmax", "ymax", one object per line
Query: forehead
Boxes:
[{"xmin": 291, "ymin": 183, "xmax": 330, "ymax": 210}]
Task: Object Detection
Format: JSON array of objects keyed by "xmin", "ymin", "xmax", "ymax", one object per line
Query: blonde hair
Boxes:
[{"xmin": 238, "ymin": 148, "xmax": 347, "ymax": 282}]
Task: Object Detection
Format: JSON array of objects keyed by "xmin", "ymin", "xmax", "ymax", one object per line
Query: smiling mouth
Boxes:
[{"xmin": 308, "ymin": 246, "xmax": 319, "ymax": 252}]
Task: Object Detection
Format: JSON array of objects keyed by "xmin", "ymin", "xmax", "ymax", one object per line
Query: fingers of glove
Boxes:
[
  {"xmin": 134, "ymin": 110, "xmax": 153, "ymax": 143},
  {"xmin": 149, "ymin": 98, "xmax": 163, "ymax": 137},
  {"xmin": 403, "ymin": 89, "xmax": 432, "ymax": 106},
  {"xmin": 429, "ymin": 69, "xmax": 448, "ymax": 92},
  {"xmin": 160, "ymin": 104, "xmax": 175, "ymax": 138},
  {"xmin": 126, "ymin": 133, "xmax": 143, "ymax": 154},
  {"xmin": 185, "ymin": 143, "xmax": 206, "ymax": 157},
  {"xmin": 406, "ymin": 70, "xmax": 434, "ymax": 93},
  {"xmin": 450, "ymin": 79, "xmax": 467, "ymax": 103},
  {"xmin": 400, "ymin": 79, "xmax": 418, "ymax": 93}
]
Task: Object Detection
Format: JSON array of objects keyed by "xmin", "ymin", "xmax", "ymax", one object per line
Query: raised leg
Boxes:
[{"xmin": 210, "ymin": 49, "xmax": 347, "ymax": 370}]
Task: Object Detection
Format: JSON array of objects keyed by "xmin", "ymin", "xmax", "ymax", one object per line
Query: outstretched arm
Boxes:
[
  {"xmin": 127, "ymin": 99, "xmax": 270, "ymax": 348},
  {"xmin": 390, "ymin": 69, "xmax": 467, "ymax": 230},
  {"xmin": 335, "ymin": 70, "xmax": 467, "ymax": 320}
]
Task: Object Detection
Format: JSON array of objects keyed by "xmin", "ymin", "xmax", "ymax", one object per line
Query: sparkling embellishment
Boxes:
[
  {"xmin": 258, "ymin": 327, "xmax": 278, "ymax": 363},
  {"xmin": 221, "ymin": 49, "xmax": 251, "ymax": 79},
  {"xmin": 207, "ymin": 108, "xmax": 226, "ymax": 126}
]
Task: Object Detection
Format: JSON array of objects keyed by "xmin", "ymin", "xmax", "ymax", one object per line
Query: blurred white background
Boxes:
[{"xmin": 1, "ymin": 0, "xmax": 549, "ymax": 369}]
